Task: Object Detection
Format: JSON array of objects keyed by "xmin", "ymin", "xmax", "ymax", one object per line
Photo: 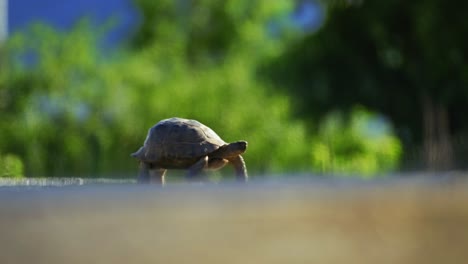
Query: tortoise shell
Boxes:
[{"xmin": 132, "ymin": 117, "xmax": 226, "ymax": 162}]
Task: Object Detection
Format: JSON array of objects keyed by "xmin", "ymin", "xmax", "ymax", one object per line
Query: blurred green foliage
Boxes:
[
  {"xmin": 311, "ymin": 107, "xmax": 401, "ymax": 177},
  {"xmin": 0, "ymin": 154, "xmax": 24, "ymax": 178},
  {"xmin": 0, "ymin": 0, "xmax": 402, "ymax": 178},
  {"xmin": 266, "ymin": 0, "xmax": 468, "ymax": 170}
]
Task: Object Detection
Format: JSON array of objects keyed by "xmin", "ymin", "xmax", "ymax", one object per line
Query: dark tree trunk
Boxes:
[{"xmin": 421, "ymin": 94, "xmax": 453, "ymax": 170}]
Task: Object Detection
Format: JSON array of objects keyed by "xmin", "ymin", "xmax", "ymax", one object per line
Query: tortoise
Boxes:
[{"xmin": 131, "ymin": 117, "xmax": 248, "ymax": 184}]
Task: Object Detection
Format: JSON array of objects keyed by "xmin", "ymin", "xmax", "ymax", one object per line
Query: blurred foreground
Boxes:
[{"xmin": 1, "ymin": 175, "xmax": 468, "ymax": 264}]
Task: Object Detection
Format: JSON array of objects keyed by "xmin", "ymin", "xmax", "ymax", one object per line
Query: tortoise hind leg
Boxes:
[
  {"xmin": 149, "ymin": 169, "xmax": 167, "ymax": 185},
  {"xmin": 137, "ymin": 162, "xmax": 151, "ymax": 183},
  {"xmin": 228, "ymin": 155, "xmax": 248, "ymax": 182},
  {"xmin": 138, "ymin": 162, "xmax": 166, "ymax": 185}
]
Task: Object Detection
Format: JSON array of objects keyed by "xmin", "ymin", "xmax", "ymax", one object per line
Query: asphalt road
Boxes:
[{"xmin": 1, "ymin": 176, "xmax": 467, "ymax": 264}]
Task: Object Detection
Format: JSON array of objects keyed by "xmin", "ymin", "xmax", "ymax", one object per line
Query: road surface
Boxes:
[{"xmin": 0, "ymin": 175, "xmax": 467, "ymax": 264}]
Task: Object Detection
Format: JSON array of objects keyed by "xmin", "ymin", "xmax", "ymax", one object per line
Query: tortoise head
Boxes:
[
  {"xmin": 232, "ymin": 141, "xmax": 248, "ymax": 153},
  {"xmin": 212, "ymin": 141, "xmax": 247, "ymax": 158}
]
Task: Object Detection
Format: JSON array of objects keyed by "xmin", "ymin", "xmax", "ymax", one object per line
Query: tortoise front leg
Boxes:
[
  {"xmin": 228, "ymin": 155, "xmax": 248, "ymax": 182},
  {"xmin": 187, "ymin": 156, "xmax": 208, "ymax": 180}
]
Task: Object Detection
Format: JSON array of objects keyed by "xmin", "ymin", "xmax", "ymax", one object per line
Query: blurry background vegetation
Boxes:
[{"xmin": 1, "ymin": 0, "xmax": 466, "ymax": 179}]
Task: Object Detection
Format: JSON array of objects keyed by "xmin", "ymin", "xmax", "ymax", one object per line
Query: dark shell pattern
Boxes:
[{"xmin": 139, "ymin": 118, "xmax": 226, "ymax": 161}]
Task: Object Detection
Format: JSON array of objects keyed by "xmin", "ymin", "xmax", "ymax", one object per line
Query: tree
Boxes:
[
  {"xmin": 266, "ymin": 0, "xmax": 468, "ymax": 170},
  {"xmin": 131, "ymin": 0, "xmax": 294, "ymax": 62},
  {"xmin": 0, "ymin": 1, "xmax": 402, "ymax": 178}
]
